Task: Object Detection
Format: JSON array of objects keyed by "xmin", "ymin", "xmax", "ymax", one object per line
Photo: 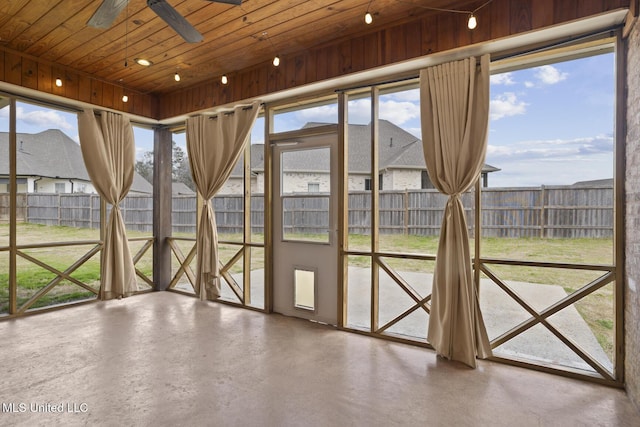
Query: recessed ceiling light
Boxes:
[{"xmin": 134, "ymin": 58, "xmax": 153, "ymax": 66}]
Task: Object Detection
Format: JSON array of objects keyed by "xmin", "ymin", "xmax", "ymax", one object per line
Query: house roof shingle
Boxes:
[
  {"xmin": 229, "ymin": 121, "xmax": 500, "ymax": 177},
  {"xmin": 0, "ymin": 129, "xmax": 152, "ymax": 193},
  {"xmin": 301, "ymin": 120, "xmax": 499, "ymax": 174}
]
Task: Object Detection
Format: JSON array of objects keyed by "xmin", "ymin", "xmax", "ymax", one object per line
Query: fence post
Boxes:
[
  {"xmin": 90, "ymin": 195, "xmax": 94, "ymax": 229},
  {"xmin": 403, "ymin": 190, "xmax": 409, "ymax": 235},
  {"xmin": 540, "ymin": 185, "xmax": 546, "ymax": 238},
  {"xmin": 20, "ymin": 194, "xmax": 26, "ymax": 223}
]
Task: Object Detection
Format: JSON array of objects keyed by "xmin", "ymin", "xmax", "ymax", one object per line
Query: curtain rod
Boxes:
[
  {"xmin": 334, "ymin": 26, "xmax": 618, "ymax": 94},
  {"xmin": 204, "ymin": 102, "xmax": 263, "ymax": 119},
  {"xmin": 335, "ymin": 75, "xmax": 419, "ymax": 93},
  {"xmin": 491, "ymin": 27, "xmax": 617, "ymax": 62},
  {"xmin": 0, "ymin": 89, "xmax": 83, "ymax": 114}
]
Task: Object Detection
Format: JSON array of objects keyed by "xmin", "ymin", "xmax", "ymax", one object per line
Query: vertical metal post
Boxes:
[
  {"xmin": 243, "ymin": 130, "xmax": 252, "ymax": 305},
  {"xmin": 371, "ymin": 87, "xmax": 380, "ymax": 333},
  {"xmin": 9, "ymin": 98, "xmax": 17, "ymax": 314},
  {"xmin": 153, "ymin": 126, "xmax": 173, "ymax": 291},
  {"xmin": 338, "ymin": 92, "xmax": 348, "ymax": 327},
  {"xmin": 100, "ymin": 198, "xmax": 106, "ymax": 296},
  {"xmin": 474, "ymin": 179, "xmax": 481, "ymax": 293},
  {"xmin": 264, "ymin": 106, "xmax": 273, "ymax": 313},
  {"xmin": 614, "ymin": 29, "xmax": 626, "ymax": 384}
]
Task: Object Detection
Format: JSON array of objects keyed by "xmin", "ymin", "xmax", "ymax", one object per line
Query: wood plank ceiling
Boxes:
[{"xmin": 0, "ymin": 0, "xmax": 482, "ymax": 96}]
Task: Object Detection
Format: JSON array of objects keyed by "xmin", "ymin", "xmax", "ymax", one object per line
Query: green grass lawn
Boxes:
[{"xmin": 0, "ymin": 223, "xmax": 153, "ymax": 312}]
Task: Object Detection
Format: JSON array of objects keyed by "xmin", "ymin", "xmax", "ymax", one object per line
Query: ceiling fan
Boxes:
[{"xmin": 87, "ymin": 0, "xmax": 243, "ymax": 43}]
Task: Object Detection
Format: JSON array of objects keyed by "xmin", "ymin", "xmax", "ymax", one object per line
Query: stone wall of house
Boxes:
[
  {"xmin": 625, "ymin": 17, "xmax": 640, "ymax": 411},
  {"xmin": 348, "ymin": 174, "xmax": 368, "ymax": 191},
  {"xmin": 30, "ymin": 178, "xmax": 96, "ymax": 194},
  {"xmin": 256, "ymin": 173, "xmax": 265, "ymax": 194},
  {"xmin": 380, "ymin": 170, "xmax": 393, "ymax": 191},
  {"xmin": 218, "ymin": 171, "xmax": 426, "ymax": 194},
  {"xmin": 388, "ymin": 169, "xmax": 423, "ymax": 190},
  {"xmin": 217, "ymin": 177, "xmax": 259, "ymax": 195},
  {"xmin": 218, "ymin": 178, "xmax": 244, "ymax": 195},
  {"xmin": 281, "ymin": 172, "xmax": 330, "ymax": 193}
]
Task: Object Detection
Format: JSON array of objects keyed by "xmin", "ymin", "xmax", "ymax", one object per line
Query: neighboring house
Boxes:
[
  {"xmin": 172, "ymin": 182, "xmax": 196, "ymax": 195},
  {"xmin": 0, "ymin": 129, "xmax": 152, "ymax": 194},
  {"xmin": 572, "ymin": 178, "xmax": 613, "ymax": 187},
  {"xmin": 218, "ymin": 120, "xmax": 499, "ymax": 194},
  {"xmin": 218, "ymin": 142, "xmax": 265, "ymax": 195}
]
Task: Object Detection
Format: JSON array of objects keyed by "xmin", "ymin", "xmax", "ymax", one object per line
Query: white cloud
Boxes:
[
  {"xmin": 486, "ymin": 134, "xmax": 614, "ymax": 186},
  {"xmin": 347, "ymin": 95, "xmax": 421, "ymax": 126},
  {"xmin": 487, "ymin": 135, "xmax": 613, "ymax": 161},
  {"xmin": 490, "ymin": 92, "xmax": 527, "ymax": 121},
  {"xmin": 383, "ymin": 88, "xmax": 420, "ymax": 102},
  {"xmin": 277, "ymin": 97, "xmax": 420, "ymax": 131},
  {"xmin": 524, "ymin": 81, "xmax": 534, "ymax": 88},
  {"xmin": 490, "ymin": 73, "xmax": 516, "ymax": 85},
  {"xmin": 296, "ymin": 104, "xmax": 339, "ymax": 123},
  {"xmin": 346, "ymin": 98, "xmax": 372, "ymax": 124},
  {"xmin": 379, "ymin": 99, "xmax": 420, "ymax": 125},
  {"xmin": 534, "ymin": 65, "xmax": 568, "ymax": 85},
  {"xmin": 14, "ymin": 106, "xmax": 74, "ymax": 131}
]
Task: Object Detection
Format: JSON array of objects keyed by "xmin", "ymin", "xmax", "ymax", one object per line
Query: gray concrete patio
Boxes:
[{"xmin": 205, "ymin": 266, "xmax": 614, "ymax": 374}]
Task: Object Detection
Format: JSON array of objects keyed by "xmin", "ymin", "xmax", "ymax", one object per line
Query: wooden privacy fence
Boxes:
[{"xmin": 1, "ymin": 185, "xmax": 614, "ymax": 238}]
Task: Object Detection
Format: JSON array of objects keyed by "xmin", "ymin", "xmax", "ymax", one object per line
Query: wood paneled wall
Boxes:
[
  {"xmin": 0, "ymin": 48, "xmax": 157, "ymax": 117},
  {"xmin": 0, "ymin": 0, "xmax": 629, "ymax": 120},
  {"xmin": 158, "ymin": 0, "xmax": 629, "ymax": 119}
]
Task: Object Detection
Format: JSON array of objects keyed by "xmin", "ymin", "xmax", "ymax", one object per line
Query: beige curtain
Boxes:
[
  {"xmin": 186, "ymin": 101, "xmax": 260, "ymax": 300},
  {"xmin": 78, "ymin": 109, "xmax": 137, "ymax": 300},
  {"xmin": 420, "ymin": 55, "xmax": 492, "ymax": 368}
]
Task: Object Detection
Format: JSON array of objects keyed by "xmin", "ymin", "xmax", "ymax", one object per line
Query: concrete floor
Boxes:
[{"xmin": 0, "ymin": 292, "xmax": 638, "ymax": 427}]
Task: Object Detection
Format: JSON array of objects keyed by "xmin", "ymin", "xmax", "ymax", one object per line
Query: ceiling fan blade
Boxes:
[
  {"xmin": 205, "ymin": 0, "xmax": 243, "ymax": 4},
  {"xmin": 87, "ymin": 0, "xmax": 130, "ymax": 29},
  {"xmin": 147, "ymin": 0, "xmax": 203, "ymax": 43}
]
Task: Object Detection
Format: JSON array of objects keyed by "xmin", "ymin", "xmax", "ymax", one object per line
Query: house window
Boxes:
[
  {"xmin": 54, "ymin": 183, "xmax": 65, "ymax": 193},
  {"xmin": 308, "ymin": 182, "xmax": 320, "ymax": 193},
  {"xmin": 421, "ymin": 171, "xmax": 433, "ymax": 189},
  {"xmin": 365, "ymin": 176, "xmax": 384, "ymax": 190}
]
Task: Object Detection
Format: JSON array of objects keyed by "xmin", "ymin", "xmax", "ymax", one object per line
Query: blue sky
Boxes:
[
  {"xmin": 259, "ymin": 52, "xmax": 615, "ymax": 187},
  {"xmin": 486, "ymin": 53, "xmax": 615, "ymax": 186},
  {"xmin": 1, "ymin": 52, "xmax": 615, "ymax": 188}
]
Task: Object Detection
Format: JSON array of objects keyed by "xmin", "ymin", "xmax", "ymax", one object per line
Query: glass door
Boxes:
[{"xmin": 271, "ymin": 125, "xmax": 338, "ymax": 325}]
